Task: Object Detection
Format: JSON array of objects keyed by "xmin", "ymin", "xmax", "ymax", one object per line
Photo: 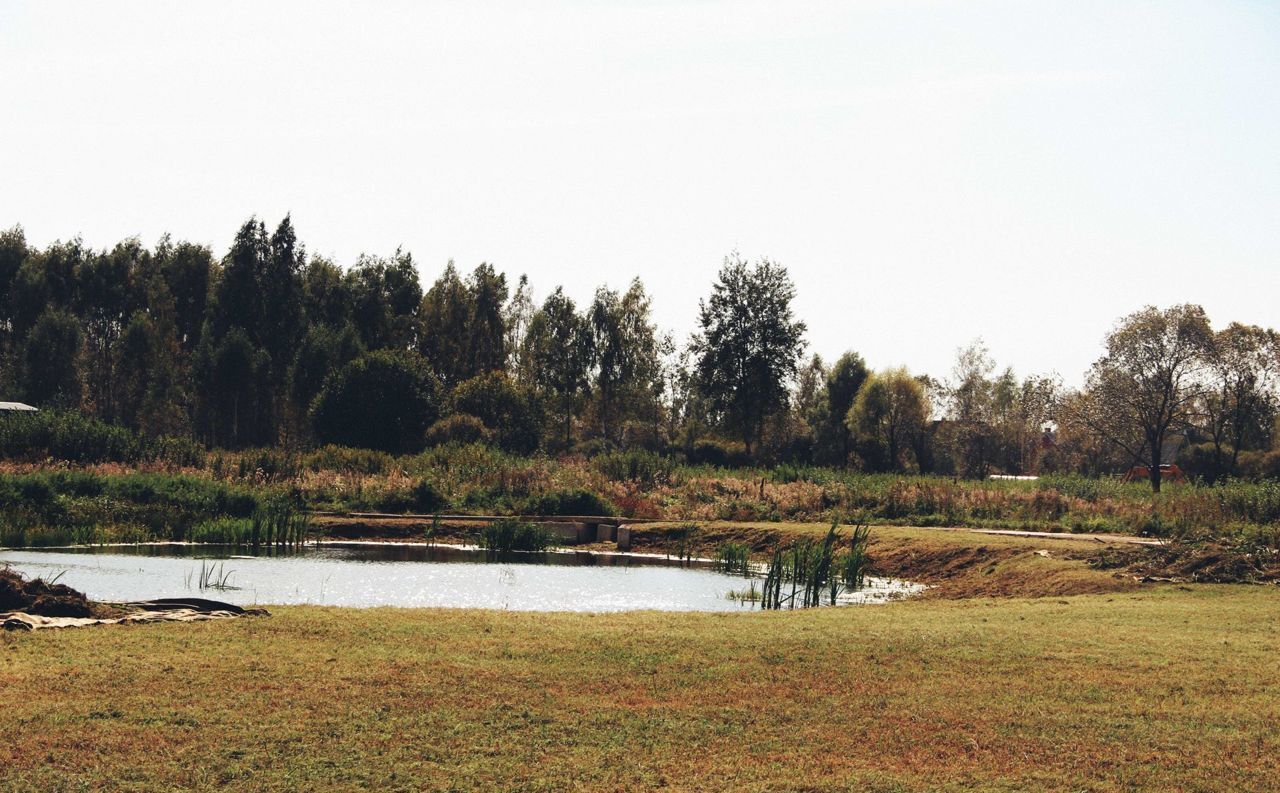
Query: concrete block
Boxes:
[
  {"xmin": 543, "ymin": 522, "xmax": 590, "ymax": 545},
  {"xmin": 615, "ymin": 526, "xmax": 631, "ymax": 551}
]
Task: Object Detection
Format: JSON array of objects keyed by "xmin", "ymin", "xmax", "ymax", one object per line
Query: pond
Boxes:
[{"xmin": 0, "ymin": 543, "xmax": 923, "ymax": 612}]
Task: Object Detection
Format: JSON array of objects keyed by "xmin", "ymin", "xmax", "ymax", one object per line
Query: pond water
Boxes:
[{"xmin": 0, "ymin": 543, "xmax": 923, "ymax": 612}]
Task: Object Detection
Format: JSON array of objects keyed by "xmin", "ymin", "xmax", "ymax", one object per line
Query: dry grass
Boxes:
[{"xmin": 1, "ymin": 584, "xmax": 1278, "ymax": 791}]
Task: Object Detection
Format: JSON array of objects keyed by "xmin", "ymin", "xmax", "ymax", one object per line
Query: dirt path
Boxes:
[{"xmin": 885, "ymin": 524, "xmax": 1160, "ymax": 546}]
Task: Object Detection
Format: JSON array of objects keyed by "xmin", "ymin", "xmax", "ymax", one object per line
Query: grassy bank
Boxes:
[
  {"xmin": 4, "ymin": 444, "xmax": 1280, "ymax": 548},
  {"xmin": 1, "ymin": 586, "xmax": 1277, "ymax": 791}
]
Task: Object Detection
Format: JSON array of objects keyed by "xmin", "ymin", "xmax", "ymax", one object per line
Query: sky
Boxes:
[{"xmin": 2, "ymin": 0, "xmax": 1277, "ymax": 386}]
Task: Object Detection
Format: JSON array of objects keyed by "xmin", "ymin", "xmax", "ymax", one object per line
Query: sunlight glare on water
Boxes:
[{"xmin": 0, "ymin": 544, "xmax": 922, "ymax": 612}]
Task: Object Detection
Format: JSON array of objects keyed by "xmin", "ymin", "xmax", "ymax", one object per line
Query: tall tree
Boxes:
[
  {"xmin": 588, "ymin": 278, "xmax": 662, "ymax": 443},
  {"xmin": 196, "ymin": 328, "xmax": 273, "ymax": 448},
  {"xmin": 23, "ymin": 309, "xmax": 83, "ymax": 408},
  {"xmin": 300, "ymin": 255, "xmax": 353, "ymax": 330},
  {"xmin": 116, "ymin": 311, "xmax": 187, "ymax": 436},
  {"xmin": 846, "ymin": 367, "xmax": 929, "ymax": 472},
  {"xmin": 289, "ymin": 324, "xmax": 365, "ymax": 423},
  {"xmin": 347, "ymin": 249, "xmax": 422, "ymax": 350},
  {"xmin": 504, "ymin": 274, "xmax": 536, "ymax": 385},
  {"xmin": 155, "ymin": 236, "xmax": 215, "ymax": 355},
  {"xmin": 467, "ymin": 263, "xmax": 508, "ymax": 377},
  {"xmin": 261, "ymin": 215, "xmax": 306, "ymax": 381},
  {"xmin": 76, "ymin": 239, "xmax": 144, "ymax": 422},
  {"xmin": 10, "ymin": 238, "xmax": 85, "ymax": 337},
  {"xmin": 692, "ymin": 254, "xmax": 807, "ymax": 457},
  {"xmin": 944, "ymin": 339, "xmax": 998, "ymax": 478},
  {"xmin": 208, "ymin": 217, "xmax": 270, "ymax": 344},
  {"xmin": 419, "ymin": 262, "xmax": 473, "ymax": 385},
  {"xmin": 1077, "ymin": 304, "xmax": 1212, "ymax": 492},
  {"xmin": 1202, "ymin": 323, "xmax": 1280, "ymax": 479},
  {"xmin": 523, "ymin": 287, "xmax": 593, "ymax": 447},
  {"xmin": 812, "ymin": 351, "xmax": 868, "ymax": 465}
]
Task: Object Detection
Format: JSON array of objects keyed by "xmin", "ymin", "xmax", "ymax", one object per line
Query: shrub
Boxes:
[
  {"xmin": 593, "ymin": 449, "xmax": 675, "ymax": 486},
  {"xmin": 0, "ymin": 409, "xmax": 143, "ymax": 464},
  {"xmin": 236, "ymin": 448, "xmax": 300, "ymax": 480},
  {"xmin": 1237, "ymin": 450, "xmax": 1280, "ymax": 481},
  {"xmin": 153, "ymin": 435, "xmax": 205, "ymax": 467},
  {"xmin": 688, "ymin": 439, "xmax": 749, "ymax": 468},
  {"xmin": 450, "ymin": 372, "xmax": 544, "ymax": 454},
  {"xmin": 570, "ymin": 438, "xmax": 616, "ymax": 458},
  {"xmin": 476, "ymin": 519, "xmax": 555, "ymax": 554},
  {"xmin": 425, "ymin": 414, "xmax": 492, "ymax": 447},
  {"xmin": 410, "ymin": 479, "xmax": 448, "ymax": 513},
  {"xmin": 522, "ymin": 489, "xmax": 615, "ymax": 517},
  {"xmin": 310, "ymin": 350, "xmax": 441, "ymax": 454},
  {"xmin": 376, "ymin": 479, "xmax": 448, "ymax": 514},
  {"xmin": 1177, "ymin": 442, "xmax": 1232, "ymax": 481},
  {"xmin": 303, "ymin": 445, "xmax": 393, "ymax": 475}
]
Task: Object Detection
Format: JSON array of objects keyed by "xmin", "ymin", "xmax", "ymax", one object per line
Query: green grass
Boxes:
[{"xmin": 1, "ymin": 586, "xmax": 1277, "ymax": 791}]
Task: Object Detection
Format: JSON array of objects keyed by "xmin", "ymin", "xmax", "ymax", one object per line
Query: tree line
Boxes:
[{"xmin": 2, "ymin": 218, "xmax": 1276, "ymax": 490}]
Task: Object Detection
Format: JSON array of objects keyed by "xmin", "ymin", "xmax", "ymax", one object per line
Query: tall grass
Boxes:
[
  {"xmin": 714, "ymin": 542, "xmax": 752, "ymax": 576},
  {"xmin": 248, "ymin": 497, "xmax": 311, "ymax": 548},
  {"xmin": 476, "ymin": 519, "xmax": 555, "ymax": 555},
  {"xmin": 7, "ymin": 434, "xmax": 1280, "ymax": 544}
]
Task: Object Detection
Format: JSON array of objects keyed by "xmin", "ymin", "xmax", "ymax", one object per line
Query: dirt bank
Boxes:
[
  {"xmin": 0, "ymin": 567, "xmax": 104, "ymax": 618},
  {"xmin": 313, "ymin": 515, "xmax": 1150, "ymax": 599}
]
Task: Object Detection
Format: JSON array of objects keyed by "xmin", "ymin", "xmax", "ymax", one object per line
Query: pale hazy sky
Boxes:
[{"xmin": 2, "ymin": 1, "xmax": 1277, "ymax": 385}]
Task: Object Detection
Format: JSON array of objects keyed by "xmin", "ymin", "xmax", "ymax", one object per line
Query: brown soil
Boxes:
[
  {"xmin": 868, "ymin": 541, "xmax": 1136, "ymax": 599},
  {"xmin": 1087, "ymin": 541, "xmax": 1280, "ymax": 584},
  {"xmin": 0, "ymin": 567, "xmax": 101, "ymax": 617},
  {"xmin": 313, "ymin": 515, "xmax": 491, "ymax": 541}
]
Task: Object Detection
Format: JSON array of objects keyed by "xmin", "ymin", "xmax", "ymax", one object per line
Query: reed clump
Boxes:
[
  {"xmin": 760, "ymin": 521, "xmax": 871, "ymax": 610},
  {"xmin": 714, "ymin": 542, "xmax": 752, "ymax": 576},
  {"xmin": 476, "ymin": 519, "xmax": 555, "ymax": 556}
]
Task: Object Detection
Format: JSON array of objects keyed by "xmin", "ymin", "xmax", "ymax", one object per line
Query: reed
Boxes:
[
  {"xmin": 188, "ymin": 560, "xmax": 236, "ymax": 591},
  {"xmin": 665, "ymin": 523, "xmax": 701, "ymax": 565},
  {"xmin": 476, "ymin": 519, "xmax": 555, "ymax": 556},
  {"xmin": 714, "ymin": 542, "xmax": 751, "ymax": 576},
  {"xmin": 249, "ymin": 497, "xmax": 310, "ymax": 549},
  {"xmin": 759, "ymin": 521, "xmax": 869, "ymax": 609}
]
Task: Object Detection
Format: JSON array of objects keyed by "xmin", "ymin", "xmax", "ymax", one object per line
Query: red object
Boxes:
[{"xmin": 1121, "ymin": 464, "xmax": 1186, "ymax": 484}]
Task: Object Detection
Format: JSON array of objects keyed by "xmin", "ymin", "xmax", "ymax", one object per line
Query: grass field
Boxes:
[{"xmin": 3, "ymin": 575, "xmax": 1278, "ymax": 791}]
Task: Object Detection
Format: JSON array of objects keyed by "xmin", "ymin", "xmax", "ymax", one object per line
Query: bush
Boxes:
[
  {"xmin": 1237, "ymin": 450, "xmax": 1280, "ymax": 481},
  {"xmin": 375, "ymin": 478, "xmax": 448, "ymax": 514},
  {"xmin": 0, "ymin": 410, "xmax": 143, "ymax": 464},
  {"xmin": 450, "ymin": 372, "xmax": 544, "ymax": 454},
  {"xmin": 687, "ymin": 439, "xmax": 749, "ymax": 468},
  {"xmin": 311, "ymin": 351, "xmax": 441, "ymax": 454},
  {"xmin": 594, "ymin": 449, "xmax": 675, "ymax": 486},
  {"xmin": 303, "ymin": 445, "xmax": 393, "ymax": 475},
  {"xmin": 152, "ymin": 436, "xmax": 206, "ymax": 467},
  {"xmin": 410, "ymin": 479, "xmax": 448, "ymax": 513},
  {"xmin": 570, "ymin": 438, "xmax": 616, "ymax": 458},
  {"xmin": 1177, "ymin": 442, "xmax": 1233, "ymax": 481},
  {"xmin": 425, "ymin": 414, "xmax": 492, "ymax": 447},
  {"xmin": 521, "ymin": 489, "xmax": 615, "ymax": 517},
  {"xmin": 236, "ymin": 448, "xmax": 300, "ymax": 480}
]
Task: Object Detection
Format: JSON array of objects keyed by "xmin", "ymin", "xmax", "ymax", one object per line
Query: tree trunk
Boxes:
[{"xmin": 1149, "ymin": 441, "xmax": 1162, "ymax": 494}]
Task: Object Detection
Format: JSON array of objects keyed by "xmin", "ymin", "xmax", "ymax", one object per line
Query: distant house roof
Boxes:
[{"xmin": 0, "ymin": 402, "xmax": 37, "ymax": 412}]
